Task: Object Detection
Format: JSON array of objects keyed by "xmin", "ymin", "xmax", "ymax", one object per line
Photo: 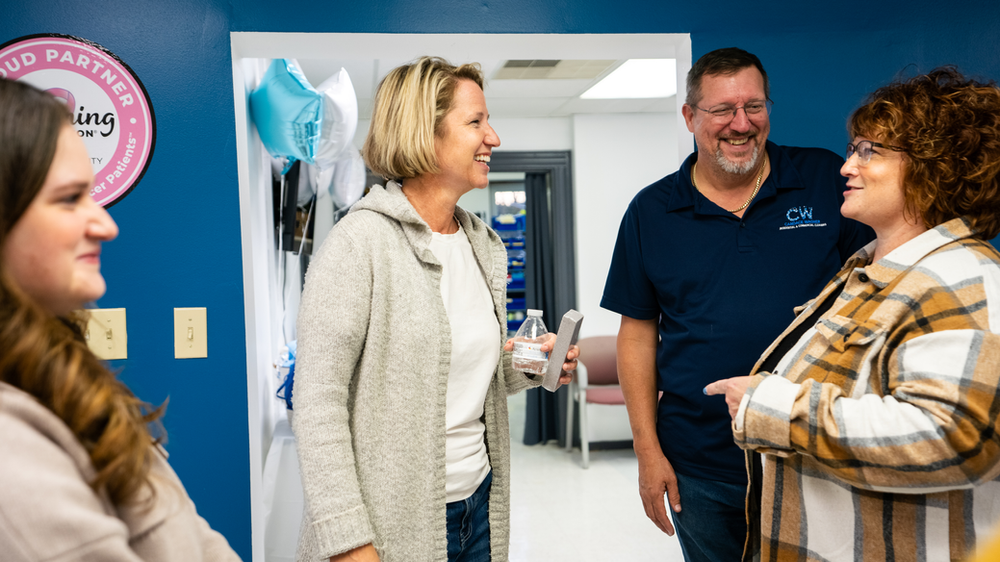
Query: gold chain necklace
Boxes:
[{"xmin": 692, "ymin": 154, "xmax": 768, "ymax": 213}]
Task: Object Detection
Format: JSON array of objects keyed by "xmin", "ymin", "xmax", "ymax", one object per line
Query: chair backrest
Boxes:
[{"xmin": 576, "ymin": 336, "xmax": 619, "ymax": 386}]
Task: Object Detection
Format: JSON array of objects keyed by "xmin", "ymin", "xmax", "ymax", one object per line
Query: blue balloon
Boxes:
[{"xmin": 249, "ymin": 59, "xmax": 323, "ymax": 167}]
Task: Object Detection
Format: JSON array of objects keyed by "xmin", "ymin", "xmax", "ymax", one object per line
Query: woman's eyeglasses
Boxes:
[{"xmin": 846, "ymin": 140, "xmax": 906, "ymax": 165}]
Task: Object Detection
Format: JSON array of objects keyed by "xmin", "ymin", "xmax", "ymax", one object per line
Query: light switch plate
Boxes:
[
  {"xmin": 85, "ymin": 308, "xmax": 127, "ymax": 360},
  {"xmin": 174, "ymin": 307, "xmax": 207, "ymax": 359}
]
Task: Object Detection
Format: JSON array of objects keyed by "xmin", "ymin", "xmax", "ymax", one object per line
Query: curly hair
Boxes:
[
  {"xmin": 848, "ymin": 67, "xmax": 1000, "ymax": 238},
  {"xmin": 362, "ymin": 56, "xmax": 485, "ymax": 182},
  {"xmin": 0, "ymin": 78, "xmax": 163, "ymax": 506}
]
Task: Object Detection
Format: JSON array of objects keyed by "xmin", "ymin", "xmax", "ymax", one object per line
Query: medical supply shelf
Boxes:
[{"xmin": 493, "ymin": 214, "xmax": 528, "ymax": 333}]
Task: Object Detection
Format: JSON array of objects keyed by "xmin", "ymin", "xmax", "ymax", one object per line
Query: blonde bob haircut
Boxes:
[{"xmin": 362, "ymin": 56, "xmax": 485, "ymax": 182}]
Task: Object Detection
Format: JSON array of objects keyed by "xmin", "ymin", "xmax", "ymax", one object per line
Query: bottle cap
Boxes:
[{"xmin": 527, "ymin": 309, "xmax": 543, "ymax": 317}]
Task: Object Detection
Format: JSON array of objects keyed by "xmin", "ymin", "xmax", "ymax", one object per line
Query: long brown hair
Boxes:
[{"xmin": 0, "ymin": 78, "xmax": 162, "ymax": 505}]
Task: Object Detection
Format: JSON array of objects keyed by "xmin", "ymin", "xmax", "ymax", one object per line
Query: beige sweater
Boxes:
[
  {"xmin": 0, "ymin": 381, "xmax": 240, "ymax": 561},
  {"xmin": 292, "ymin": 182, "xmax": 538, "ymax": 561}
]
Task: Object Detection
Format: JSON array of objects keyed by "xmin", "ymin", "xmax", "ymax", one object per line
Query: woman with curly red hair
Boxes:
[
  {"xmin": 0, "ymin": 78, "xmax": 239, "ymax": 561},
  {"xmin": 707, "ymin": 67, "xmax": 1000, "ymax": 561}
]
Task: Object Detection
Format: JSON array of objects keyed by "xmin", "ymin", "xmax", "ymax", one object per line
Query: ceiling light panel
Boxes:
[{"xmin": 580, "ymin": 59, "xmax": 676, "ymax": 99}]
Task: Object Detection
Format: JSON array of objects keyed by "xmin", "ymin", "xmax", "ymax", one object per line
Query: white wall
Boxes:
[
  {"xmin": 489, "ymin": 117, "xmax": 572, "ymax": 151},
  {"xmin": 457, "ymin": 184, "xmax": 491, "ymax": 217},
  {"xmin": 353, "ymin": 119, "xmax": 369, "ymax": 152},
  {"xmin": 357, "ymin": 116, "xmax": 573, "ymax": 152},
  {"xmin": 572, "ymin": 113, "xmax": 680, "ymax": 339},
  {"xmin": 232, "ymin": 55, "xmax": 278, "ymax": 562},
  {"xmin": 568, "ymin": 113, "xmax": 679, "ymax": 443}
]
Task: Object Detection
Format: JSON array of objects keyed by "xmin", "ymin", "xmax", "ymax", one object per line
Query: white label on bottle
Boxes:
[{"xmin": 513, "ymin": 342, "xmax": 548, "ymax": 360}]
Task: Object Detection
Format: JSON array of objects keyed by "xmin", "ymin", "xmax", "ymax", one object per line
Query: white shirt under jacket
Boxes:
[{"xmin": 429, "ymin": 224, "xmax": 500, "ymax": 503}]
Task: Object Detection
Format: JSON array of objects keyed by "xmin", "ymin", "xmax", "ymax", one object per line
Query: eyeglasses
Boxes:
[
  {"xmin": 845, "ymin": 140, "xmax": 906, "ymax": 165},
  {"xmin": 692, "ymin": 100, "xmax": 773, "ymax": 122}
]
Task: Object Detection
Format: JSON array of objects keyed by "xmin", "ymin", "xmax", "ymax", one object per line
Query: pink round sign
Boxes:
[{"xmin": 0, "ymin": 34, "xmax": 155, "ymax": 208}]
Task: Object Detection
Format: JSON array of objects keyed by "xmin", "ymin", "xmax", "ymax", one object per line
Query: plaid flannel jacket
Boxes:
[{"xmin": 734, "ymin": 218, "xmax": 1000, "ymax": 562}]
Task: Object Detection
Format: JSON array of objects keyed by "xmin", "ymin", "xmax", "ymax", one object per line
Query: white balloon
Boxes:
[
  {"xmin": 331, "ymin": 146, "xmax": 366, "ymax": 210},
  {"xmin": 313, "ymin": 68, "xmax": 358, "ymax": 170},
  {"xmin": 307, "ymin": 146, "xmax": 366, "ymax": 250}
]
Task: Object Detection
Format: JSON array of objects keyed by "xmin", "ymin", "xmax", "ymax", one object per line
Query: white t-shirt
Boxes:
[{"xmin": 429, "ymin": 223, "xmax": 501, "ymax": 503}]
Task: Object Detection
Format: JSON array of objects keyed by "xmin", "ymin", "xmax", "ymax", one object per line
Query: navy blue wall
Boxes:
[
  {"xmin": 232, "ymin": 1, "xmax": 1000, "ymax": 154},
  {"xmin": 4, "ymin": 1, "xmax": 999, "ymax": 558}
]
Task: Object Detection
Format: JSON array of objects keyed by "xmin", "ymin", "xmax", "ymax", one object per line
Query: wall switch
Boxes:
[
  {"xmin": 174, "ymin": 307, "xmax": 208, "ymax": 359},
  {"xmin": 85, "ymin": 308, "xmax": 127, "ymax": 360}
]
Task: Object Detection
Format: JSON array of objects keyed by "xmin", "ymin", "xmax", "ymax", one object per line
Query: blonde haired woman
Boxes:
[
  {"xmin": 293, "ymin": 56, "xmax": 578, "ymax": 562},
  {"xmin": 0, "ymin": 78, "xmax": 239, "ymax": 560}
]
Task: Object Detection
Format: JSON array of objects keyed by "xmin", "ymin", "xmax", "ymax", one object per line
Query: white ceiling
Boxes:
[
  {"xmin": 295, "ymin": 56, "xmax": 676, "ymax": 119},
  {"xmin": 232, "ymin": 33, "xmax": 693, "ymax": 158}
]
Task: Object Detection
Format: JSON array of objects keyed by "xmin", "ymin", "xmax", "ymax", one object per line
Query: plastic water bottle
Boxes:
[{"xmin": 512, "ymin": 309, "xmax": 549, "ymax": 374}]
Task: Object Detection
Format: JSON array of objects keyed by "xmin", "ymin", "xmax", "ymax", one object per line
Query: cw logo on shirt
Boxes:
[
  {"xmin": 780, "ymin": 206, "xmax": 827, "ymax": 230},
  {"xmin": 786, "ymin": 206, "xmax": 813, "ymax": 222}
]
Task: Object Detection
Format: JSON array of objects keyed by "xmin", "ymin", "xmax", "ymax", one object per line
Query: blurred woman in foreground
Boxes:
[
  {"xmin": 708, "ymin": 67, "xmax": 1000, "ymax": 561},
  {"xmin": 0, "ymin": 78, "xmax": 239, "ymax": 560}
]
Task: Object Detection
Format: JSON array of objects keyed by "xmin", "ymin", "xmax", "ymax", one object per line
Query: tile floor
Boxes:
[{"xmin": 507, "ymin": 392, "xmax": 685, "ymax": 561}]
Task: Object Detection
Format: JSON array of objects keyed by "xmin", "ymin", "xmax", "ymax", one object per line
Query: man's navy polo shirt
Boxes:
[{"xmin": 601, "ymin": 141, "xmax": 874, "ymax": 483}]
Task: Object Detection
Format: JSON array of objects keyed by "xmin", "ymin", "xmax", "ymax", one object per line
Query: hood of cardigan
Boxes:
[{"xmin": 349, "ymin": 180, "xmax": 502, "ymax": 269}]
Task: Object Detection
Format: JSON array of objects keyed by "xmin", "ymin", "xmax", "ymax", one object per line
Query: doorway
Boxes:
[
  {"xmin": 231, "ymin": 32, "xmax": 691, "ymax": 560},
  {"xmin": 461, "ymin": 151, "xmax": 575, "ymax": 446},
  {"xmin": 490, "ymin": 151, "xmax": 576, "ymax": 446}
]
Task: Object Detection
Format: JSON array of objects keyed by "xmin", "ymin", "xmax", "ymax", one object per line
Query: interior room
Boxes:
[
  {"xmin": 3, "ymin": 2, "xmax": 1000, "ymax": 561},
  {"xmin": 234, "ymin": 32, "xmax": 688, "ymax": 561}
]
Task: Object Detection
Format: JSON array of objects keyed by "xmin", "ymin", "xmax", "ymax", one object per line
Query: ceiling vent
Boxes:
[{"xmin": 494, "ymin": 59, "xmax": 616, "ymax": 80}]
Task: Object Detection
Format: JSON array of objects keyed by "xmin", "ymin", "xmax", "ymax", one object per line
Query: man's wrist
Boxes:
[{"xmin": 633, "ymin": 439, "xmax": 665, "ymax": 461}]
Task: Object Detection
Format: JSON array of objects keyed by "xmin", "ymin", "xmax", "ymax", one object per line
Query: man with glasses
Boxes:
[{"xmin": 601, "ymin": 47, "xmax": 873, "ymax": 562}]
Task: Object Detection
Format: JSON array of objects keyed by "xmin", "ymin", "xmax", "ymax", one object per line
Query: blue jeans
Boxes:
[
  {"xmin": 672, "ymin": 471, "xmax": 747, "ymax": 562},
  {"xmin": 446, "ymin": 471, "xmax": 492, "ymax": 562}
]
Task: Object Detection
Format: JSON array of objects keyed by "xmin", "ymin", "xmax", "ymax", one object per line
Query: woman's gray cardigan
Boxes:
[{"xmin": 292, "ymin": 182, "xmax": 538, "ymax": 561}]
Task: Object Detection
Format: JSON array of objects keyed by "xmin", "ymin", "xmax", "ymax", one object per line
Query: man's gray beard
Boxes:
[{"xmin": 715, "ymin": 144, "xmax": 760, "ymax": 175}]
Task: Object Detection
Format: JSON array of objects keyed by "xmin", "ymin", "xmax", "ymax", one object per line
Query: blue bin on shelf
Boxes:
[
  {"xmin": 507, "ymin": 269, "xmax": 525, "ymax": 290},
  {"xmin": 507, "ymin": 249, "xmax": 526, "ymax": 269},
  {"xmin": 507, "ymin": 297, "xmax": 526, "ymax": 310},
  {"xmin": 507, "ymin": 307, "xmax": 527, "ymax": 331},
  {"xmin": 492, "ymin": 214, "xmax": 526, "ymax": 231},
  {"xmin": 499, "ymin": 231, "xmax": 526, "ymax": 249}
]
